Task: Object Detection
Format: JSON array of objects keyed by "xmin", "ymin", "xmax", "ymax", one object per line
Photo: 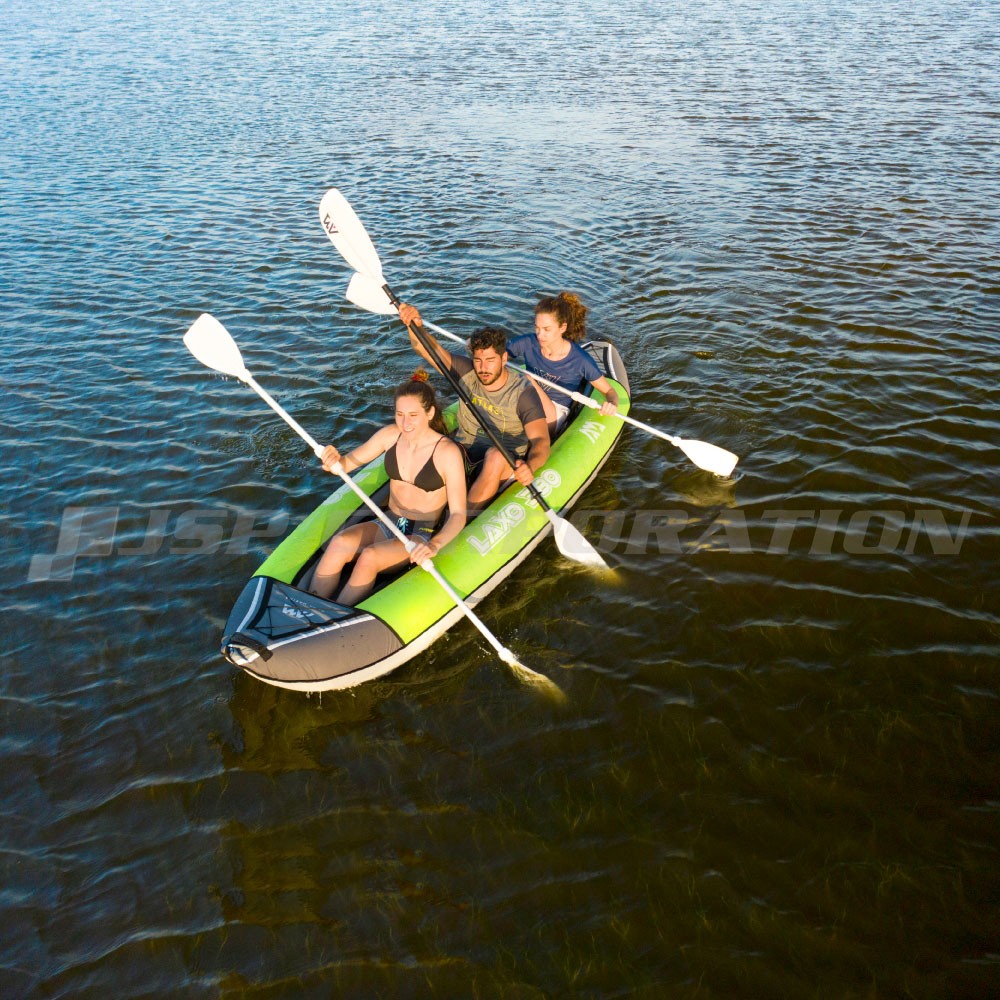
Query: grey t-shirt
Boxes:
[{"xmin": 448, "ymin": 354, "xmax": 545, "ymax": 458}]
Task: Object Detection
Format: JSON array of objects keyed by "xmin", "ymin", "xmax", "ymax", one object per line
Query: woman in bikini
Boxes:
[
  {"xmin": 507, "ymin": 291, "xmax": 620, "ymax": 435},
  {"xmin": 308, "ymin": 370, "xmax": 467, "ymax": 606}
]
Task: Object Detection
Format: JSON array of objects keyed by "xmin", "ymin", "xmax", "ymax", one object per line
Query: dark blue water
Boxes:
[{"xmin": 2, "ymin": 0, "xmax": 998, "ymax": 996}]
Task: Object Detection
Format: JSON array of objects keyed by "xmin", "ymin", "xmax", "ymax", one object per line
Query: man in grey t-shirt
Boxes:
[{"xmin": 398, "ymin": 303, "xmax": 550, "ymax": 510}]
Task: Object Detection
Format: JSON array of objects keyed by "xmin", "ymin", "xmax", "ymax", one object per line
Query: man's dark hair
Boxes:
[{"xmin": 467, "ymin": 326, "xmax": 508, "ymax": 355}]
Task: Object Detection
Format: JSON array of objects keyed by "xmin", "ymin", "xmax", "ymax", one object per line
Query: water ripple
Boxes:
[{"xmin": 2, "ymin": 0, "xmax": 999, "ymax": 996}]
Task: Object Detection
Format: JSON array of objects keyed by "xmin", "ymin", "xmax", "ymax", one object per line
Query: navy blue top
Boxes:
[{"xmin": 506, "ymin": 335, "xmax": 602, "ymax": 397}]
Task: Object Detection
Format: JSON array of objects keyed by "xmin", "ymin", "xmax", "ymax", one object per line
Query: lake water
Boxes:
[{"xmin": 2, "ymin": 0, "xmax": 998, "ymax": 996}]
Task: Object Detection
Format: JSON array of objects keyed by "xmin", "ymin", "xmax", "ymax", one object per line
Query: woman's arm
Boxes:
[
  {"xmin": 591, "ymin": 375, "xmax": 619, "ymax": 416},
  {"xmin": 320, "ymin": 425, "xmax": 394, "ymax": 475}
]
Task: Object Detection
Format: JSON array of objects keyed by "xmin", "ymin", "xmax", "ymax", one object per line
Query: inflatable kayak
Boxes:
[{"xmin": 220, "ymin": 340, "xmax": 631, "ymax": 692}]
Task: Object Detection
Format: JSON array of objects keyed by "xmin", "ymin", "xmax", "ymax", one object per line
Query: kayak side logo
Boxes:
[
  {"xmin": 466, "ymin": 503, "xmax": 526, "ymax": 556},
  {"xmin": 465, "ymin": 470, "xmax": 563, "ymax": 556}
]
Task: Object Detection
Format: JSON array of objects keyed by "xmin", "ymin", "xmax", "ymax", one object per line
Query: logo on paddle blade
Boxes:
[{"xmin": 321, "ymin": 213, "xmax": 339, "ymax": 235}]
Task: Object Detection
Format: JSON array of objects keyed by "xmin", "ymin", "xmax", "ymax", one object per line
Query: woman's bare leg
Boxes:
[
  {"xmin": 336, "ymin": 536, "xmax": 411, "ymax": 606},
  {"xmin": 308, "ymin": 522, "xmax": 379, "ymax": 599}
]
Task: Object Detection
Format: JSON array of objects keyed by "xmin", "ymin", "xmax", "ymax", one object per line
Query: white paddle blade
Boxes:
[
  {"xmin": 548, "ymin": 510, "xmax": 608, "ymax": 569},
  {"xmin": 346, "ymin": 272, "xmax": 397, "ymax": 316},
  {"xmin": 506, "ymin": 656, "xmax": 567, "ymax": 703},
  {"xmin": 678, "ymin": 438, "xmax": 739, "ymax": 477},
  {"xmin": 319, "ymin": 188, "xmax": 386, "ymax": 281},
  {"xmin": 420, "ymin": 557, "xmax": 563, "ymax": 698},
  {"xmin": 183, "ymin": 313, "xmax": 249, "ymax": 380}
]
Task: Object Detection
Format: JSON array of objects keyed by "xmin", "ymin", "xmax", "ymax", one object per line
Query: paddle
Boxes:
[
  {"xmin": 183, "ymin": 312, "xmax": 562, "ymax": 698},
  {"xmin": 346, "ymin": 271, "xmax": 740, "ymax": 478},
  {"xmin": 319, "ymin": 188, "xmax": 609, "ymax": 569}
]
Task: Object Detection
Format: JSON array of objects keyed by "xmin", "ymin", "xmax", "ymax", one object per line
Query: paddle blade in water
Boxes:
[
  {"xmin": 319, "ymin": 189, "xmax": 386, "ymax": 281},
  {"xmin": 505, "ymin": 655, "xmax": 567, "ymax": 704},
  {"xmin": 677, "ymin": 438, "xmax": 739, "ymax": 477},
  {"xmin": 183, "ymin": 313, "xmax": 248, "ymax": 380},
  {"xmin": 547, "ymin": 510, "xmax": 608, "ymax": 569},
  {"xmin": 346, "ymin": 271, "xmax": 397, "ymax": 316}
]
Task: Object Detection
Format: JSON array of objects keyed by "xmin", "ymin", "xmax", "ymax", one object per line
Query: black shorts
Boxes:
[
  {"xmin": 375, "ymin": 513, "xmax": 439, "ymax": 543},
  {"xmin": 459, "ymin": 439, "xmax": 489, "ymax": 481},
  {"xmin": 457, "ymin": 437, "xmax": 526, "ymax": 481}
]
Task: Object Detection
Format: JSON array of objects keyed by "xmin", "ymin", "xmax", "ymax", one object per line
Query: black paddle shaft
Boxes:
[{"xmin": 384, "ymin": 284, "xmax": 554, "ymax": 514}]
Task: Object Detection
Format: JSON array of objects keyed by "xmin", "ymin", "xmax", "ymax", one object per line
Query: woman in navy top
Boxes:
[{"xmin": 506, "ymin": 292, "xmax": 620, "ymax": 433}]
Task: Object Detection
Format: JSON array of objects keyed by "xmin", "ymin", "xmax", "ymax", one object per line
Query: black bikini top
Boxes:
[{"xmin": 384, "ymin": 435, "xmax": 446, "ymax": 492}]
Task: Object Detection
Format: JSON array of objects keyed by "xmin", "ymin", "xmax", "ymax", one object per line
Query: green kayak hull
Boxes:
[{"xmin": 221, "ymin": 340, "xmax": 630, "ymax": 691}]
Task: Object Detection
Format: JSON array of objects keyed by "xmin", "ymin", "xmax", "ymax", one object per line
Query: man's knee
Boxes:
[{"xmin": 482, "ymin": 447, "xmax": 513, "ymax": 476}]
